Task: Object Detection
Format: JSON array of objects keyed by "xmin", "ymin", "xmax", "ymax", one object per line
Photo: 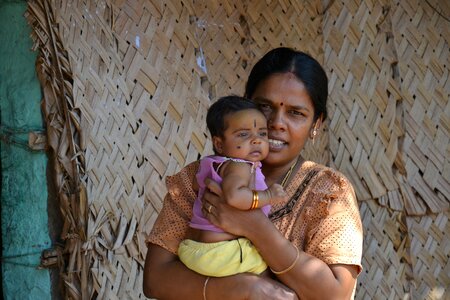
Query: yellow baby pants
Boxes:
[{"xmin": 178, "ymin": 237, "xmax": 267, "ymax": 277}]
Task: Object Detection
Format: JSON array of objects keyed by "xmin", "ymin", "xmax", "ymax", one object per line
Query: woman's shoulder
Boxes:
[
  {"xmin": 302, "ymin": 160, "xmax": 351, "ymax": 183},
  {"xmin": 166, "ymin": 160, "xmax": 200, "ymax": 187},
  {"xmin": 301, "ymin": 161, "xmax": 355, "ymax": 198}
]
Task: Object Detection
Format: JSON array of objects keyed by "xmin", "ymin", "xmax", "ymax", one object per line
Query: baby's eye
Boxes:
[
  {"xmin": 259, "ymin": 131, "xmax": 268, "ymax": 137},
  {"xmin": 258, "ymin": 103, "xmax": 272, "ymax": 111}
]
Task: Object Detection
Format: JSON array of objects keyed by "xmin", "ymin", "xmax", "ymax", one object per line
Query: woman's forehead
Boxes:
[{"xmin": 252, "ymin": 73, "xmax": 313, "ymax": 107}]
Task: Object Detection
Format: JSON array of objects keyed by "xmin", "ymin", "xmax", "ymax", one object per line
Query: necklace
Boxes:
[{"xmin": 280, "ymin": 157, "xmax": 300, "ymax": 188}]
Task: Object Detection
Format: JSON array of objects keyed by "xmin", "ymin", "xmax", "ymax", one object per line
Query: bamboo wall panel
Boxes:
[
  {"xmin": 391, "ymin": 0, "xmax": 449, "ymax": 215},
  {"xmin": 357, "ymin": 200, "xmax": 410, "ymax": 299},
  {"xmin": 406, "ymin": 212, "xmax": 450, "ymax": 299},
  {"xmin": 323, "ymin": 0, "xmax": 449, "ymax": 298},
  {"xmin": 26, "ymin": 0, "xmax": 449, "ymax": 299},
  {"xmin": 324, "ymin": 0, "xmax": 406, "ymax": 202}
]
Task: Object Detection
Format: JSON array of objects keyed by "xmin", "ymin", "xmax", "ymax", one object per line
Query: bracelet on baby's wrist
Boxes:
[{"xmin": 250, "ymin": 190, "xmax": 259, "ymax": 209}]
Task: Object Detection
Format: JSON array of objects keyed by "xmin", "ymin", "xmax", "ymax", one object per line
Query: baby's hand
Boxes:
[{"xmin": 267, "ymin": 183, "xmax": 288, "ymax": 205}]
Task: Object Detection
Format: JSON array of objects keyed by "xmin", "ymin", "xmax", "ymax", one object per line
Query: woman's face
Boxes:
[{"xmin": 250, "ymin": 72, "xmax": 317, "ymax": 168}]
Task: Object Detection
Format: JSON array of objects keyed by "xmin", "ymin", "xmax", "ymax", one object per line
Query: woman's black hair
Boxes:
[
  {"xmin": 206, "ymin": 95, "xmax": 260, "ymax": 138},
  {"xmin": 245, "ymin": 47, "xmax": 328, "ymax": 121}
]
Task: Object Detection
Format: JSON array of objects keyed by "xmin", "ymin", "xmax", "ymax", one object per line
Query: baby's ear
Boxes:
[{"xmin": 212, "ymin": 136, "xmax": 223, "ymax": 154}]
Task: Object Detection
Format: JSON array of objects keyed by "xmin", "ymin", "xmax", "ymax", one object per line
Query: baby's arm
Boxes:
[{"xmin": 220, "ymin": 162, "xmax": 287, "ymax": 210}]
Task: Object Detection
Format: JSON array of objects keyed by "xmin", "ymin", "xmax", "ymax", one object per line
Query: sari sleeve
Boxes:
[{"xmin": 145, "ymin": 161, "xmax": 200, "ymax": 254}]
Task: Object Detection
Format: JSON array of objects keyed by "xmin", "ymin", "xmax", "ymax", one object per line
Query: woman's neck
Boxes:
[{"xmin": 262, "ymin": 156, "xmax": 304, "ymax": 187}]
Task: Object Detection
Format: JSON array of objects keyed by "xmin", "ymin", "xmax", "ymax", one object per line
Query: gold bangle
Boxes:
[
  {"xmin": 270, "ymin": 245, "xmax": 299, "ymax": 275},
  {"xmin": 250, "ymin": 190, "xmax": 259, "ymax": 209},
  {"xmin": 203, "ymin": 276, "xmax": 210, "ymax": 300},
  {"xmin": 253, "ymin": 190, "xmax": 259, "ymax": 209}
]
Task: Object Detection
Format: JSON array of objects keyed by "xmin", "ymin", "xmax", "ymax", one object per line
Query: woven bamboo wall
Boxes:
[
  {"xmin": 322, "ymin": 0, "xmax": 449, "ymax": 298},
  {"xmin": 26, "ymin": 0, "xmax": 448, "ymax": 299}
]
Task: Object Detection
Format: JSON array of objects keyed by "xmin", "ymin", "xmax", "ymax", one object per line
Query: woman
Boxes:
[{"xmin": 143, "ymin": 47, "xmax": 363, "ymax": 299}]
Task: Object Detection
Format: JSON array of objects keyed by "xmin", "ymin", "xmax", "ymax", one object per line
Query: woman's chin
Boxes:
[{"xmin": 264, "ymin": 151, "xmax": 286, "ymax": 165}]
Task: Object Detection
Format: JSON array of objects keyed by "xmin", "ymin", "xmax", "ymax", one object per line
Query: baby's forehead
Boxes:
[
  {"xmin": 227, "ymin": 108, "xmax": 266, "ymax": 119},
  {"xmin": 226, "ymin": 109, "xmax": 265, "ymax": 122}
]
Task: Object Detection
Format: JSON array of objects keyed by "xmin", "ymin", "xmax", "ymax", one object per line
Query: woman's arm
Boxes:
[
  {"xmin": 143, "ymin": 243, "xmax": 299, "ymax": 299},
  {"xmin": 143, "ymin": 244, "xmax": 205, "ymax": 299},
  {"xmin": 245, "ymin": 216, "xmax": 358, "ymax": 300},
  {"xmin": 143, "ymin": 161, "xmax": 297, "ymax": 299},
  {"xmin": 204, "ymin": 179, "xmax": 359, "ymax": 300}
]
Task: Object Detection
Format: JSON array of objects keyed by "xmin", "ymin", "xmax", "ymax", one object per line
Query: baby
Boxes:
[{"xmin": 178, "ymin": 95, "xmax": 288, "ymax": 277}]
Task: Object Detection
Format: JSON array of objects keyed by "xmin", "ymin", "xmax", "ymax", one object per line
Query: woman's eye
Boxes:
[
  {"xmin": 237, "ymin": 132, "xmax": 248, "ymax": 137},
  {"xmin": 290, "ymin": 110, "xmax": 305, "ymax": 117}
]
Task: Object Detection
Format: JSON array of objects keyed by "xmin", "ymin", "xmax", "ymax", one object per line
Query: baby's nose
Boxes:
[{"xmin": 252, "ymin": 136, "xmax": 262, "ymax": 144}]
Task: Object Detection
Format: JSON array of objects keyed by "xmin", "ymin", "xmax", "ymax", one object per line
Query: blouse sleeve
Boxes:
[
  {"xmin": 304, "ymin": 169, "xmax": 363, "ymax": 274},
  {"xmin": 145, "ymin": 161, "xmax": 200, "ymax": 254}
]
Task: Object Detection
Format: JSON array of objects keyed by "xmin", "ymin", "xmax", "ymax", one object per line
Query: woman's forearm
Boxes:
[
  {"xmin": 144, "ymin": 244, "xmax": 206, "ymax": 299},
  {"xmin": 144, "ymin": 244, "xmax": 259, "ymax": 300},
  {"xmin": 144, "ymin": 243, "xmax": 299, "ymax": 300},
  {"xmin": 245, "ymin": 217, "xmax": 357, "ymax": 300}
]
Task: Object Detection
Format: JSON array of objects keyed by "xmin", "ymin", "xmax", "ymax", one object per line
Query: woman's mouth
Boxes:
[{"xmin": 269, "ymin": 139, "xmax": 287, "ymax": 150}]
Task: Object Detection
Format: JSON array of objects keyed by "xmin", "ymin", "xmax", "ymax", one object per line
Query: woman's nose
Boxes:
[{"xmin": 268, "ymin": 110, "xmax": 286, "ymax": 130}]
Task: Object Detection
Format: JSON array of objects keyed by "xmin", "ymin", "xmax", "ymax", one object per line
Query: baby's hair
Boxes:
[{"xmin": 206, "ymin": 95, "xmax": 261, "ymax": 139}]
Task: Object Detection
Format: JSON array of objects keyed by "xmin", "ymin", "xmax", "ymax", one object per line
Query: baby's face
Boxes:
[{"xmin": 214, "ymin": 109, "xmax": 269, "ymax": 162}]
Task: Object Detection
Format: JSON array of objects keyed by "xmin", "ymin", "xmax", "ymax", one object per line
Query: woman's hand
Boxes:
[
  {"xmin": 266, "ymin": 183, "xmax": 288, "ymax": 205},
  {"xmin": 206, "ymin": 272, "xmax": 298, "ymax": 300},
  {"xmin": 202, "ymin": 178, "xmax": 266, "ymax": 237},
  {"xmin": 242, "ymin": 275, "xmax": 299, "ymax": 300}
]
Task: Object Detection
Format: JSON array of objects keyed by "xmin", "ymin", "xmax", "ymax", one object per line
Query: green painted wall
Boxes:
[{"xmin": 0, "ymin": 1, "xmax": 52, "ymax": 299}]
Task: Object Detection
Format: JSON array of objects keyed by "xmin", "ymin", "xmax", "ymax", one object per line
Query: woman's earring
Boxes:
[{"xmin": 312, "ymin": 129, "xmax": 317, "ymax": 145}]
